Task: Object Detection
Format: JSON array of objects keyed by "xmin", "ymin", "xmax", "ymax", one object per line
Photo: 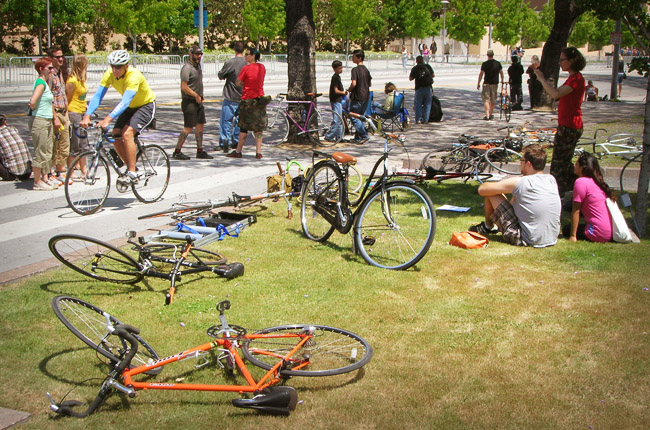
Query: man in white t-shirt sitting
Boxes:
[{"xmin": 469, "ymin": 144, "xmax": 561, "ymax": 247}]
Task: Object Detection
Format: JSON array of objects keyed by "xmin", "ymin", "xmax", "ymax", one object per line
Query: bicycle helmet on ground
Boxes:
[{"xmin": 107, "ymin": 50, "xmax": 131, "ymax": 66}]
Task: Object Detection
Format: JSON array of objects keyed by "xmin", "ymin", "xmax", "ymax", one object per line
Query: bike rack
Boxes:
[{"xmin": 142, "ymin": 212, "xmax": 257, "ymax": 246}]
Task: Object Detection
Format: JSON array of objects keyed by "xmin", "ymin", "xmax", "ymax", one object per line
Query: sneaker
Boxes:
[
  {"xmin": 255, "ymin": 153, "xmax": 263, "ymax": 159},
  {"xmin": 483, "ymin": 116, "xmax": 490, "ymax": 121},
  {"xmin": 117, "ymin": 171, "xmax": 139, "ymax": 186},
  {"xmin": 55, "ymin": 174, "xmax": 73, "ymax": 186},
  {"xmin": 33, "ymin": 181, "xmax": 56, "ymax": 191},
  {"xmin": 196, "ymin": 150, "xmax": 213, "ymax": 160},
  {"xmin": 172, "ymin": 151, "xmax": 190, "ymax": 160},
  {"xmin": 469, "ymin": 221, "xmax": 498, "ymax": 235},
  {"xmin": 489, "ymin": 115, "xmax": 494, "ymax": 120},
  {"xmin": 226, "ymin": 151, "xmax": 242, "ymax": 158},
  {"xmin": 353, "ymin": 138, "xmax": 369, "ymax": 144}
]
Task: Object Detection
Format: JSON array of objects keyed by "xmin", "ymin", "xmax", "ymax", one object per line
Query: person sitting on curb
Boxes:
[
  {"xmin": 469, "ymin": 144, "xmax": 561, "ymax": 247},
  {"xmin": 585, "ymin": 80, "xmax": 599, "ymax": 102}
]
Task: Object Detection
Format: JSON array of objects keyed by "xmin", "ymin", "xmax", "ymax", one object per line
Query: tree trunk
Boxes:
[
  {"xmin": 285, "ymin": 0, "xmax": 316, "ymax": 144},
  {"xmin": 530, "ymin": 0, "xmax": 583, "ymax": 110},
  {"xmin": 634, "ymin": 74, "xmax": 650, "ymax": 236}
]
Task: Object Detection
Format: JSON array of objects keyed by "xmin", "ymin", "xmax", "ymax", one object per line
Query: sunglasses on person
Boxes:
[{"xmin": 52, "ymin": 55, "xmax": 64, "ymax": 59}]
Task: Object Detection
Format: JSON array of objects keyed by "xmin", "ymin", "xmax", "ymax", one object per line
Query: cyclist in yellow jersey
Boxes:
[{"xmin": 81, "ymin": 50, "xmax": 156, "ymax": 185}]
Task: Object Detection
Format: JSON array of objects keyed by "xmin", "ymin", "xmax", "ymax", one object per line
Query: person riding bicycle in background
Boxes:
[{"xmin": 81, "ymin": 50, "xmax": 156, "ymax": 186}]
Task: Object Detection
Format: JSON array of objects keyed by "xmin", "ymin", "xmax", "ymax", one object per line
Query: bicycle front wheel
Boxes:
[
  {"xmin": 354, "ymin": 182, "xmax": 436, "ymax": 270},
  {"xmin": 308, "ymin": 108, "xmax": 343, "ymax": 147},
  {"xmin": 242, "ymin": 324, "xmax": 372, "ymax": 377},
  {"xmin": 300, "ymin": 162, "xmax": 342, "ymax": 242},
  {"xmin": 65, "ymin": 151, "xmax": 111, "ymax": 215},
  {"xmin": 132, "ymin": 144, "xmax": 170, "ymax": 203},
  {"xmin": 49, "ymin": 234, "xmax": 143, "ymax": 284},
  {"xmin": 265, "ymin": 107, "xmax": 290, "ymax": 146},
  {"xmin": 142, "ymin": 244, "xmax": 227, "ymax": 271},
  {"xmin": 52, "ymin": 295, "xmax": 160, "ymax": 371},
  {"xmin": 484, "ymin": 147, "xmax": 523, "ymax": 175}
]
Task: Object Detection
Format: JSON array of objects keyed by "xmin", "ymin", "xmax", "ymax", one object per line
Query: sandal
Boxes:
[
  {"xmin": 256, "ymin": 153, "xmax": 263, "ymax": 159},
  {"xmin": 226, "ymin": 151, "xmax": 242, "ymax": 158}
]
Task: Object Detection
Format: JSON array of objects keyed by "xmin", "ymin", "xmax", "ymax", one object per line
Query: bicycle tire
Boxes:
[
  {"xmin": 141, "ymin": 244, "xmax": 227, "ymax": 270},
  {"xmin": 346, "ymin": 164, "xmax": 363, "ymax": 194},
  {"xmin": 354, "ymin": 182, "xmax": 436, "ymax": 270},
  {"xmin": 49, "ymin": 234, "xmax": 143, "ymax": 284},
  {"xmin": 241, "ymin": 324, "xmax": 372, "ymax": 377},
  {"xmin": 132, "ymin": 144, "xmax": 170, "ymax": 203},
  {"xmin": 300, "ymin": 161, "xmax": 341, "ymax": 242},
  {"xmin": 441, "ymin": 148, "xmax": 470, "ymax": 172},
  {"xmin": 65, "ymin": 151, "xmax": 111, "ymax": 216},
  {"xmin": 137, "ymin": 203, "xmax": 215, "ymax": 220},
  {"xmin": 52, "ymin": 295, "xmax": 160, "ymax": 372},
  {"xmin": 265, "ymin": 106, "xmax": 289, "ymax": 146},
  {"xmin": 307, "ymin": 108, "xmax": 343, "ymax": 147},
  {"xmin": 484, "ymin": 147, "xmax": 523, "ymax": 175}
]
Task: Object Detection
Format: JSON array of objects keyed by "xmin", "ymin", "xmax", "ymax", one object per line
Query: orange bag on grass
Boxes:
[{"xmin": 449, "ymin": 231, "xmax": 489, "ymax": 249}]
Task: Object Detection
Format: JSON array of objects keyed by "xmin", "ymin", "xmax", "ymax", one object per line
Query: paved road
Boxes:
[{"xmin": 0, "ymin": 61, "xmax": 646, "ymax": 283}]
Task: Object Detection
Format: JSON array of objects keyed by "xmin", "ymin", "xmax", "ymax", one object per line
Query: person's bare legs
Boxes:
[
  {"xmin": 112, "ymin": 126, "xmax": 137, "ymax": 172},
  {"xmin": 235, "ymin": 131, "xmax": 246, "ymax": 153},
  {"xmin": 484, "ymin": 100, "xmax": 491, "ymax": 118},
  {"xmin": 253, "ymin": 130, "xmax": 263, "ymax": 155},
  {"xmin": 483, "ymin": 194, "xmax": 507, "ymax": 228}
]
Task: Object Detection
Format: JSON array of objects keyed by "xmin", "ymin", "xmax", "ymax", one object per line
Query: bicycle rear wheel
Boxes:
[
  {"xmin": 265, "ymin": 107, "xmax": 289, "ymax": 146},
  {"xmin": 65, "ymin": 151, "xmax": 111, "ymax": 216},
  {"xmin": 354, "ymin": 182, "xmax": 436, "ymax": 270},
  {"xmin": 484, "ymin": 147, "xmax": 523, "ymax": 175},
  {"xmin": 49, "ymin": 234, "xmax": 143, "ymax": 284},
  {"xmin": 132, "ymin": 144, "xmax": 170, "ymax": 203},
  {"xmin": 52, "ymin": 295, "xmax": 160, "ymax": 371},
  {"xmin": 300, "ymin": 162, "xmax": 341, "ymax": 242},
  {"xmin": 307, "ymin": 108, "xmax": 343, "ymax": 147},
  {"xmin": 242, "ymin": 324, "xmax": 372, "ymax": 377},
  {"xmin": 504, "ymin": 96, "xmax": 512, "ymax": 122}
]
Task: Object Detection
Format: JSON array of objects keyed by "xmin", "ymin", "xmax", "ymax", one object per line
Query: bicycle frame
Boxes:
[
  {"xmin": 122, "ymin": 328, "xmax": 311, "ymax": 394},
  {"xmin": 269, "ymin": 94, "xmax": 318, "ymax": 135}
]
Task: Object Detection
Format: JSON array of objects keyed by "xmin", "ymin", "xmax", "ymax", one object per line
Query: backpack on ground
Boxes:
[{"xmin": 429, "ymin": 94, "xmax": 443, "ymax": 122}]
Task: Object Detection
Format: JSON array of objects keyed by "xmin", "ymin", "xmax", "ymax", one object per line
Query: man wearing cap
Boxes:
[{"xmin": 173, "ymin": 44, "xmax": 212, "ymax": 160}]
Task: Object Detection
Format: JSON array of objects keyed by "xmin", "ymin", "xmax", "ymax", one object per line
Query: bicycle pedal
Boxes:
[
  {"xmin": 362, "ymin": 236, "xmax": 376, "ymax": 246},
  {"xmin": 116, "ymin": 181, "xmax": 130, "ymax": 193}
]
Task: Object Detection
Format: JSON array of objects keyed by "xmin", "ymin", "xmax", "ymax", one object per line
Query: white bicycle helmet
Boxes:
[{"xmin": 107, "ymin": 50, "xmax": 131, "ymax": 66}]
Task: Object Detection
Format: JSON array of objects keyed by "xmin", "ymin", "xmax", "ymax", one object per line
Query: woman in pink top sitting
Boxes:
[{"xmin": 563, "ymin": 152, "xmax": 613, "ymax": 242}]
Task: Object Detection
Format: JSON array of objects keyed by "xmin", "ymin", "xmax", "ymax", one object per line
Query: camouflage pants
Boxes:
[
  {"xmin": 238, "ymin": 97, "xmax": 268, "ymax": 133},
  {"xmin": 550, "ymin": 125, "xmax": 582, "ymax": 197}
]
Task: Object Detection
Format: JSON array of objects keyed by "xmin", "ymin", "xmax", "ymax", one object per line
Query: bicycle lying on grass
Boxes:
[
  {"xmin": 48, "ymin": 232, "xmax": 244, "ymax": 305},
  {"xmin": 65, "ymin": 125, "xmax": 170, "ymax": 215},
  {"xmin": 47, "ymin": 298, "xmax": 372, "ymax": 417},
  {"xmin": 301, "ymin": 112, "xmax": 436, "ymax": 270}
]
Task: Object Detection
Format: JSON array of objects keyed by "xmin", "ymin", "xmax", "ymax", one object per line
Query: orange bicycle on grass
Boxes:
[{"xmin": 47, "ymin": 297, "xmax": 372, "ymax": 417}]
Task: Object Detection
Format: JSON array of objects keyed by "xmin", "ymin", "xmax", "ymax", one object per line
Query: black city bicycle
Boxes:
[
  {"xmin": 65, "ymin": 125, "xmax": 170, "ymax": 215},
  {"xmin": 48, "ymin": 232, "xmax": 243, "ymax": 305},
  {"xmin": 300, "ymin": 113, "xmax": 436, "ymax": 270}
]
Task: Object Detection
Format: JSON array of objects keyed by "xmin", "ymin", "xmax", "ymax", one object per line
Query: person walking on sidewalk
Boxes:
[
  {"xmin": 409, "ymin": 55, "xmax": 434, "ymax": 124},
  {"xmin": 477, "ymin": 49, "xmax": 503, "ymax": 120},
  {"xmin": 347, "ymin": 49, "xmax": 372, "ymax": 144},
  {"xmin": 227, "ymin": 48, "xmax": 267, "ymax": 159},
  {"xmin": 81, "ymin": 50, "xmax": 156, "ymax": 187},
  {"xmin": 508, "ymin": 56, "xmax": 524, "ymax": 110},
  {"xmin": 172, "ymin": 45, "xmax": 212, "ymax": 160},
  {"xmin": 218, "ymin": 41, "xmax": 246, "ymax": 151}
]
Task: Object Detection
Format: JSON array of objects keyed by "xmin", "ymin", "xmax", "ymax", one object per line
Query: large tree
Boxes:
[
  {"xmin": 285, "ymin": 0, "xmax": 317, "ymax": 143},
  {"xmin": 446, "ymin": 0, "xmax": 496, "ymax": 61}
]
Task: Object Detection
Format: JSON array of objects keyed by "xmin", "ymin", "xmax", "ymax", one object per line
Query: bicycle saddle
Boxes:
[
  {"xmin": 331, "ymin": 152, "xmax": 357, "ymax": 165},
  {"xmin": 232, "ymin": 386, "xmax": 298, "ymax": 416}
]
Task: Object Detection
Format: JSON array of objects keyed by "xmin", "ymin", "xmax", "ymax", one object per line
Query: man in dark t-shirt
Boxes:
[
  {"xmin": 324, "ymin": 60, "xmax": 345, "ymax": 141},
  {"xmin": 477, "ymin": 50, "xmax": 503, "ymax": 120},
  {"xmin": 508, "ymin": 56, "xmax": 525, "ymax": 110},
  {"xmin": 347, "ymin": 49, "xmax": 372, "ymax": 143}
]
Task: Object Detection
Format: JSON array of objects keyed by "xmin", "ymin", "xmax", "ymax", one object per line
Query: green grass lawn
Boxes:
[{"xmin": 1, "ymin": 182, "xmax": 649, "ymax": 429}]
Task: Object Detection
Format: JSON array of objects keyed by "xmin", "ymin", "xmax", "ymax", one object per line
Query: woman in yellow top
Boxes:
[{"xmin": 66, "ymin": 54, "xmax": 89, "ymax": 180}]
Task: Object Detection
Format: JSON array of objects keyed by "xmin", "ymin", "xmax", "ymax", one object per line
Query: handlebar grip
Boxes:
[{"xmin": 73, "ymin": 127, "xmax": 88, "ymax": 139}]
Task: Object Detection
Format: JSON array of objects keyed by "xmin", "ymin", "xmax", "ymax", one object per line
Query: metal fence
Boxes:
[{"xmin": 0, "ymin": 52, "xmax": 405, "ymax": 87}]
